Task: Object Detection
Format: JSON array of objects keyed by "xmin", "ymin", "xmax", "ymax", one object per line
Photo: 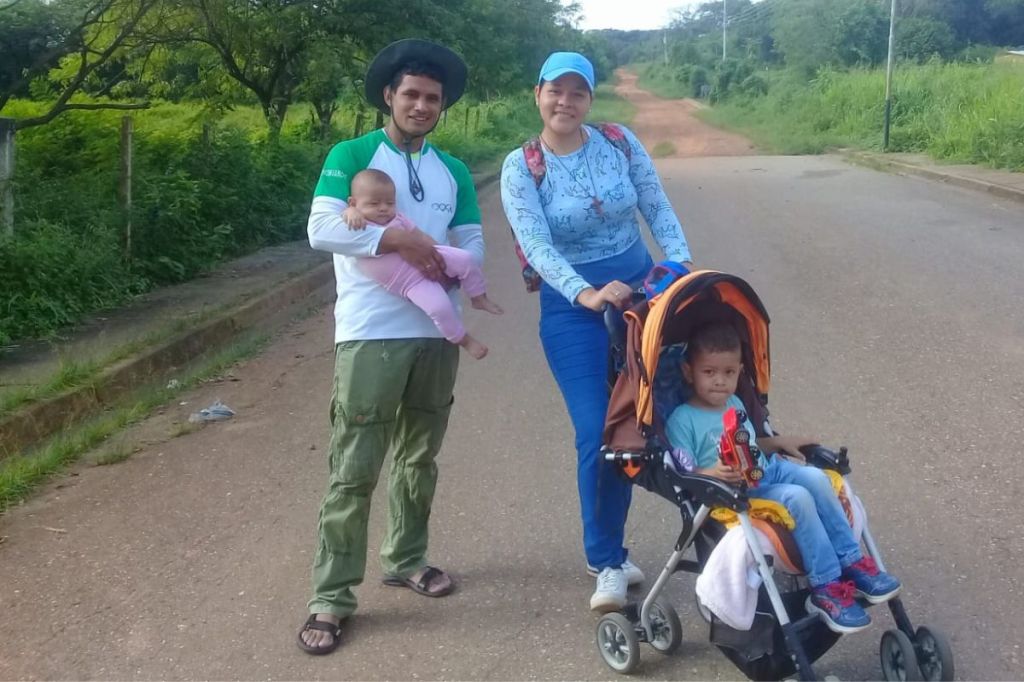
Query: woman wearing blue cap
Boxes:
[{"xmin": 500, "ymin": 52, "xmax": 694, "ymax": 612}]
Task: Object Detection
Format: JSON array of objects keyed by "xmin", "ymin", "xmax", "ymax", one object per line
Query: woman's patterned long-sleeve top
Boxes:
[{"xmin": 500, "ymin": 124, "xmax": 691, "ymax": 303}]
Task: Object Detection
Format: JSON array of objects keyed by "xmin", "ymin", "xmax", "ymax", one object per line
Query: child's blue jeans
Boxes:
[{"xmin": 753, "ymin": 456, "xmax": 863, "ymax": 586}]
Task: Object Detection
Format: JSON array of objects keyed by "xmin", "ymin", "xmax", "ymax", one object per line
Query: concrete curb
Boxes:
[
  {"xmin": 843, "ymin": 151, "xmax": 1024, "ymax": 206},
  {"xmin": 0, "ymin": 171, "xmax": 504, "ymax": 459},
  {"xmin": 0, "ymin": 262, "xmax": 334, "ymax": 459}
]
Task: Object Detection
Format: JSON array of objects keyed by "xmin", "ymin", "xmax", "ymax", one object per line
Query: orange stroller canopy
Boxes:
[{"xmin": 604, "ymin": 270, "xmax": 771, "ymax": 452}]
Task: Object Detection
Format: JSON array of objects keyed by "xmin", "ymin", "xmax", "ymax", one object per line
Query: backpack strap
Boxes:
[
  {"xmin": 593, "ymin": 122, "xmax": 633, "ymax": 162},
  {"xmin": 512, "ymin": 137, "xmax": 546, "ymax": 293},
  {"xmin": 522, "ymin": 137, "xmax": 547, "ymax": 188}
]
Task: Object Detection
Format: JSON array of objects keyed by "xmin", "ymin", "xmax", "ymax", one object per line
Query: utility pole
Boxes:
[
  {"xmin": 883, "ymin": 0, "xmax": 897, "ymax": 149},
  {"xmin": 722, "ymin": 0, "xmax": 728, "ymax": 61}
]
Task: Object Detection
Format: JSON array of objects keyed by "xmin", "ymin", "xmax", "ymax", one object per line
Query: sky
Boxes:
[{"xmin": 573, "ymin": 0, "xmax": 698, "ymax": 31}]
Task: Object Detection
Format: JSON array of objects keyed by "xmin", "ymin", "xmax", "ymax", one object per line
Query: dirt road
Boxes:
[{"xmin": 613, "ymin": 69, "xmax": 756, "ymax": 157}]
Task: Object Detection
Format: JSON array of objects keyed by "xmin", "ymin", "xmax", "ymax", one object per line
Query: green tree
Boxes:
[
  {"xmin": 0, "ymin": 0, "xmax": 74, "ymax": 104},
  {"xmin": 898, "ymin": 16, "xmax": 957, "ymax": 62},
  {"xmin": 0, "ymin": 0, "xmax": 162, "ymax": 129},
  {"xmin": 455, "ymin": 0, "xmax": 578, "ymax": 98},
  {"xmin": 986, "ymin": 0, "xmax": 1024, "ymax": 45},
  {"xmin": 832, "ymin": 0, "xmax": 887, "ymax": 66},
  {"xmin": 180, "ymin": 0, "xmax": 322, "ymax": 137},
  {"xmin": 771, "ymin": 0, "xmax": 887, "ymax": 74},
  {"xmin": 297, "ymin": 40, "xmax": 359, "ymax": 140}
]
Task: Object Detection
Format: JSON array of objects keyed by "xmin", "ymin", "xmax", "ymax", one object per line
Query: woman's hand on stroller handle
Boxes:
[{"xmin": 577, "ymin": 280, "xmax": 634, "ymax": 311}]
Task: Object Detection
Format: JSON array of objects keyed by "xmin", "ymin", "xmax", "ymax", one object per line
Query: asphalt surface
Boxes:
[{"xmin": 2, "ymin": 155, "xmax": 1023, "ymax": 681}]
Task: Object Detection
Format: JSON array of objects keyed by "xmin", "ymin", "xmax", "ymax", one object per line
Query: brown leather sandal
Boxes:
[
  {"xmin": 381, "ymin": 565, "xmax": 456, "ymax": 597},
  {"xmin": 296, "ymin": 614, "xmax": 342, "ymax": 655}
]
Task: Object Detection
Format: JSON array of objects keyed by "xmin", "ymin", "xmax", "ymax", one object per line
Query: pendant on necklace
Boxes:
[{"xmin": 591, "ymin": 195, "xmax": 604, "ymax": 216}]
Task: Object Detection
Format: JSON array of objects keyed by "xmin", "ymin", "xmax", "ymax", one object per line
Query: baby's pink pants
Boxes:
[{"xmin": 359, "ymin": 245, "xmax": 486, "ymax": 343}]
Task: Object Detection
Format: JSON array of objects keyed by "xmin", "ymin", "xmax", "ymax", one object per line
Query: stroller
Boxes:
[{"xmin": 595, "ymin": 270, "xmax": 953, "ymax": 681}]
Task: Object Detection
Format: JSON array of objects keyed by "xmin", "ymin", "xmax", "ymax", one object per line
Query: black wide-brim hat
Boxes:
[{"xmin": 364, "ymin": 39, "xmax": 468, "ymax": 115}]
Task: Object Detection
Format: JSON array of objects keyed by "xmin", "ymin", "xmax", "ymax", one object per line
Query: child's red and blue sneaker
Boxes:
[
  {"xmin": 843, "ymin": 556, "xmax": 901, "ymax": 604},
  {"xmin": 806, "ymin": 580, "xmax": 871, "ymax": 634}
]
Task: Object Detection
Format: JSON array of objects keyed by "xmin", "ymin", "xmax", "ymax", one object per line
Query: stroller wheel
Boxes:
[
  {"xmin": 880, "ymin": 629, "xmax": 923, "ymax": 681},
  {"xmin": 914, "ymin": 626, "xmax": 954, "ymax": 681},
  {"xmin": 596, "ymin": 612, "xmax": 641, "ymax": 674},
  {"xmin": 648, "ymin": 599, "xmax": 682, "ymax": 654}
]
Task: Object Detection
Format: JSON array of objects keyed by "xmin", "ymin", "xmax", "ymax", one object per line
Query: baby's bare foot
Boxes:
[
  {"xmin": 459, "ymin": 334, "xmax": 488, "ymax": 359},
  {"xmin": 471, "ymin": 295, "xmax": 504, "ymax": 315}
]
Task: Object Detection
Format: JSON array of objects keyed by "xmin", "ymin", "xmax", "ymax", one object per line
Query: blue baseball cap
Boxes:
[{"xmin": 537, "ymin": 52, "xmax": 595, "ymax": 92}]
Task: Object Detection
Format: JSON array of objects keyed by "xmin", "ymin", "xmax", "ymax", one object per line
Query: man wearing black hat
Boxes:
[{"xmin": 299, "ymin": 39, "xmax": 483, "ymax": 655}]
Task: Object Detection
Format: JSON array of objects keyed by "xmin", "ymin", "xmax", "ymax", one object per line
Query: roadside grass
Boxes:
[
  {"xmin": 698, "ymin": 62, "xmax": 1024, "ymax": 169},
  {"xmin": 0, "ymin": 332, "xmax": 270, "ymax": 513},
  {"xmin": 651, "ymin": 141, "xmax": 677, "ymax": 157},
  {"xmin": 633, "ymin": 63, "xmax": 694, "ymax": 100},
  {"xmin": 92, "ymin": 439, "xmax": 140, "ymax": 466},
  {"xmin": 0, "ymin": 358, "xmax": 101, "ymax": 417},
  {"xmin": 589, "ymin": 83, "xmax": 636, "ymax": 125},
  {"xmin": 0, "ymin": 296, "xmax": 258, "ymax": 420}
]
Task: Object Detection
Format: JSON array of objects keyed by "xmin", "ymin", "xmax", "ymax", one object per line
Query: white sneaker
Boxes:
[
  {"xmin": 590, "ymin": 567, "xmax": 628, "ymax": 613},
  {"xmin": 586, "ymin": 558, "xmax": 645, "ymax": 586}
]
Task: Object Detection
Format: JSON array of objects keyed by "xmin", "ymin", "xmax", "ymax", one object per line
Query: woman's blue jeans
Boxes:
[
  {"xmin": 753, "ymin": 456, "xmax": 863, "ymax": 586},
  {"xmin": 538, "ymin": 244, "xmax": 652, "ymax": 571}
]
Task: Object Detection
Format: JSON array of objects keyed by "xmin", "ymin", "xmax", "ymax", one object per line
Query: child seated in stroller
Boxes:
[{"xmin": 665, "ymin": 321, "xmax": 901, "ymax": 634}]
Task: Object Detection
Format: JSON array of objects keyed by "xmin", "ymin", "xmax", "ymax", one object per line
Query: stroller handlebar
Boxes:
[
  {"xmin": 798, "ymin": 443, "xmax": 852, "ymax": 475},
  {"xmin": 664, "ymin": 469, "xmax": 749, "ymax": 512},
  {"xmin": 602, "ymin": 289, "xmax": 646, "ymax": 343},
  {"xmin": 604, "ymin": 449, "xmax": 749, "ymax": 512}
]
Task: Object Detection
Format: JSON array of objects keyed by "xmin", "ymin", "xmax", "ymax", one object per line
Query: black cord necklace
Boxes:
[
  {"xmin": 539, "ymin": 128, "xmax": 604, "ymax": 217},
  {"xmin": 390, "ymin": 120, "xmax": 429, "ymax": 202},
  {"xmin": 402, "ymin": 139, "xmax": 425, "ymax": 202}
]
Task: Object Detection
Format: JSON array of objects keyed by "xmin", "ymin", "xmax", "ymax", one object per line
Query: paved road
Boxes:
[{"xmin": 2, "ymin": 155, "xmax": 1023, "ymax": 681}]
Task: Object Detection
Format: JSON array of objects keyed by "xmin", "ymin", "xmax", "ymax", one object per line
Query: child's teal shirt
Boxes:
[{"xmin": 666, "ymin": 395, "xmax": 757, "ymax": 469}]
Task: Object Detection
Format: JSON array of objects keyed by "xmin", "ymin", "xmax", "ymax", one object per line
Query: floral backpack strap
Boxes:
[
  {"xmin": 593, "ymin": 122, "xmax": 632, "ymax": 162},
  {"xmin": 513, "ymin": 137, "xmax": 546, "ymax": 293}
]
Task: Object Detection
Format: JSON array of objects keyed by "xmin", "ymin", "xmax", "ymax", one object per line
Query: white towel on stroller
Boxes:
[
  {"xmin": 695, "ymin": 526, "xmax": 770, "ymax": 631},
  {"xmin": 695, "ymin": 485, "xmax": 868, "ymax": 631}
]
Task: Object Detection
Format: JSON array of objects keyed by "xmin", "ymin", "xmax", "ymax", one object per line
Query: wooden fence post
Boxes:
[
  {"xmin": 0, "ymin": 118, "xmax": 15, "ymax": 238},
  {"xmin": 119, "ymin": 116, "xmax": 133, "ymax": 260},
  {"xmin": 354, "ymin": 104, "xmax": 365, "ymax": 138}
]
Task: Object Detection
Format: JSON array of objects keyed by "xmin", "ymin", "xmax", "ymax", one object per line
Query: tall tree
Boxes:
[
  {"xmin": 180, "ymin": 0, "xmax": 324, "ymax": 136},
  {"xmin": 0, "ymin": 0, "xmax": 162, "ymax": 129},
  {"xmin": 456, "ymin": 0, "xmax": 579, "ymax": 97},
  {"xmin": 297, "ymin": 39, "xmax": 359, "ymax": 140},
  {"xmin": 986, "ymin": 0, "xmax": 1024, "ymax": 45},
  {"xmin": 771, "ymin": 0, "xmax": 887, "ymax": 73}
]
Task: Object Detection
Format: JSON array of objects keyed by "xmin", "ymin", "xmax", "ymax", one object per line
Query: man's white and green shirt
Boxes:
[{"xmin": 308, "ymin": 129, "xmax": 484, "ymax": 342}]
